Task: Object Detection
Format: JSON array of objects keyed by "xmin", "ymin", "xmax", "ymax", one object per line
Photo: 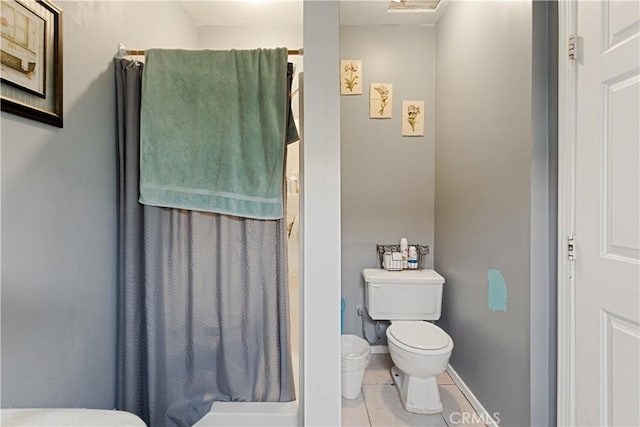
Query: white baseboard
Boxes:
[
  {"xmin": 447, "ymin": 364, "xmax": 499, "ymax": 427},
  {"xmin": 370, "ymin": 345, "xmax": 389, "ymax": 354}
]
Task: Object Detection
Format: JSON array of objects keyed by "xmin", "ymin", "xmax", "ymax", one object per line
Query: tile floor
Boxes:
[{"xmin": 342, "ymin": 353, "xmax": 486, "ymax": 427}]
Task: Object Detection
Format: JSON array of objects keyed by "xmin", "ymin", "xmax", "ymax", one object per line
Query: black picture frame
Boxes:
[{"xmin": 1, "ymin": 0, "xmax": 62, "ymax": 128}]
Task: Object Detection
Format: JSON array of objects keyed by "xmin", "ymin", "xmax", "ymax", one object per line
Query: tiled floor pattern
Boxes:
[{"xmin": 342, "ymin": 353, "xmax": 486, "ymax": 427}]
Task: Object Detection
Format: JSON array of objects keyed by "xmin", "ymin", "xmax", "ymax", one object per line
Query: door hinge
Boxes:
[
  {"xmin": 567, "ymin": 234, "xmax": 575, "ymax": 261},
  {"xmin": 568, "ymin": 34, "xmax": 576, "ymax": 61}
]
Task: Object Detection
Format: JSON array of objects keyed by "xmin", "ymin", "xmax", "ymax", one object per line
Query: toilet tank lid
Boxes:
[{"xmin": 362, "ymin": 268, "xmax": 445, "ymax": 285}]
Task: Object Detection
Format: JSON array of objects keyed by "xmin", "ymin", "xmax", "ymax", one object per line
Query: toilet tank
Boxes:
[{"xmin": 363, "ymin": 268, "xmax": 445, "ymax": 321}]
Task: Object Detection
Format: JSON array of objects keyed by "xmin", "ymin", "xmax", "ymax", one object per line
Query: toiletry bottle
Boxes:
[
  {"xmin": 408, "ymin": 246, "xmax": 418, "ymax": 270},
  {"xmin": 400, "ymin": 238, "xmax": 408, "ymax": 269}
]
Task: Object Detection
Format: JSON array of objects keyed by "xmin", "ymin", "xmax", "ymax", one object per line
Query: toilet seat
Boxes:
[{"xmin": 387, "ymin": 321, "xmax": 453, "ymax": 355}]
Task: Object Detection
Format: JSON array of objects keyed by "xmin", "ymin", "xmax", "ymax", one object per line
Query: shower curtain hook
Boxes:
[{"xmin": 115, "ymin": 43, "xmax": 128, "ymax": 59}]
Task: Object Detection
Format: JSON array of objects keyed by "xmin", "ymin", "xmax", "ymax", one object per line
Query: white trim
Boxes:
[
  {"xmin": 370, "ymin": 345, "xmax": 389, "ymax": 354},
  {"xmin": 301, "ymin": 2, "xmax": 342, "ymax": 426},
  {"xmin": 557, "ymin": 1, "xmax": 578, "ymax": 426},
  {"xmin": 447, "ymin": 364, "xmax": 499, "ymax": 427},
  {"xmin": 195, "ymin": 402, "xmax": 298, "ymax": 427}
]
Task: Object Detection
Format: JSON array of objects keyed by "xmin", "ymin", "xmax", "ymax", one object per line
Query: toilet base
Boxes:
[{"xmin": 391, "ymin": 366, "xmax": 443, "ymax": 414}]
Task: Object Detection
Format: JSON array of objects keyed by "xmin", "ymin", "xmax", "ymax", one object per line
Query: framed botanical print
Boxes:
[
  {"xmin": 341, "ymin": 60, "xmax": 362, "ymax": 95},
  {"xmin": 369, "ymin": 83, "xmax": 392, "ymax": 119},
  {"xmin": 402, "ymin": 100, "xmax": 425, "ymax": 136}
]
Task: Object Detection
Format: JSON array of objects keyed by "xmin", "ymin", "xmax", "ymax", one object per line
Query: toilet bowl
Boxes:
[
  {"xmin": 386, "ymin": 320, "xmax": 453, "ymax": 414},
  {"xmin": 362, "ymin": 268, "xmax": 453, "ymax": 415}
]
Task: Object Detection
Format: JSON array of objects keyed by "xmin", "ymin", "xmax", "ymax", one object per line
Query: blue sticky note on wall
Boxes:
[{"xmin": 488, "ymin": 269, "xmax": 507, "ymax": 312}]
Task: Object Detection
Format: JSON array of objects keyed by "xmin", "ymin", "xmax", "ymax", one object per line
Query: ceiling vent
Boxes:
[{"xmin": 388, "ymin": 0, "xmax": 441, "ymax": 12}]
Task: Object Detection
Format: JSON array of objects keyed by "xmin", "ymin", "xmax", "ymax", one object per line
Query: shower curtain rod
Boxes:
[{"xmin": 126, "ymin": 49, "xmax": 303, "ymax": 56}]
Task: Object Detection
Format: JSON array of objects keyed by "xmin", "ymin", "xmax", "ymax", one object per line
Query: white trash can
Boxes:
[{"xmin": 341, "ymin": 334, "xmax": 371, "ymax": 399}]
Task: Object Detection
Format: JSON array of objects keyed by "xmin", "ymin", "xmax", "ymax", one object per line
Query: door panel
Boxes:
[
  {"xmin": 603, "ymin": 74, "xmax": 639, "ymax": 262},
  {"xmin": 574, "ymin": 1, "xmax": 640, "ymax": 426},
  {"xmin": 601, "ymin": 311, "xmax": 640, "ymax": 426}
]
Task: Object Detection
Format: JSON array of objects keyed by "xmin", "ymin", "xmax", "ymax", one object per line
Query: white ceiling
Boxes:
[{"xmin": 180, "ymin": 0, "xmax": 446, "ymax": 27}]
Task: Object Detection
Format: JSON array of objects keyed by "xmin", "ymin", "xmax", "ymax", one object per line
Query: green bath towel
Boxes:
[{"xmin": 139, "ymin": 48, "xmax": 294, "ymax": 219}]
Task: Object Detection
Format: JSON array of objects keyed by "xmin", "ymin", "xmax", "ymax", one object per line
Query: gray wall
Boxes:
[
  {"xmin": 198, "ymin": 25, "xmax": 302, "ymax": 49},
  {"xmin": 1, "ymin": 1, "xmax": 197, "ymax": 408},
  {"xmin": 435, "ymin": 1, "xmax": 532, "ymax": 426},
  {"xmin": 435, "ymin": 2, "xmax": 557, "ymax": 426},
  {"xmin": 340, "ymin": 25, "xmax": 435, "ymax": 338}
]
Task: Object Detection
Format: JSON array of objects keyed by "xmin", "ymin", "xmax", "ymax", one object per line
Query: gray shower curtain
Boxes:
[{"xmin": 114, "ymin": 58, "xmax": 295, "ymax": 427}]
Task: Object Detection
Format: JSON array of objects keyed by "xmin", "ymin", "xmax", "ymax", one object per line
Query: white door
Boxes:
[{"xmin": 571, "ymin": 1, "xmax": 640, "ymax": 426}]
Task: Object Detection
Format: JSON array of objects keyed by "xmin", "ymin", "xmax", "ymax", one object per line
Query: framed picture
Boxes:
[
  {"xmin": 1, "ymin": 0, "xmax": 63, "ymax": 127},
  {"xmin": 402, "ymin": 100, "xmax": 425, "ymax": 136},
  {"xmin": 369, "ymin": 83, "xmax": 392, "ymax": 119},
  {"xmin": 340, "ymin": 59, "xmax": 362, "ymax": 95}
]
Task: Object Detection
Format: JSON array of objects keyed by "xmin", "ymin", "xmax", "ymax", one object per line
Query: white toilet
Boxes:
[{"xmin": 362, "ymin": 268, "xmax": 453, "ymax": 414}]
